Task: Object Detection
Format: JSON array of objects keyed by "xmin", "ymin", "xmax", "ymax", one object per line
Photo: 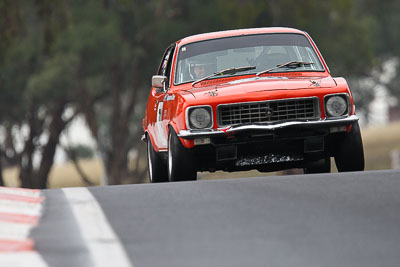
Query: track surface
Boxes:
[{"xmin": 32, "ymin": 170, "xmax": 400, "ymax": 267}]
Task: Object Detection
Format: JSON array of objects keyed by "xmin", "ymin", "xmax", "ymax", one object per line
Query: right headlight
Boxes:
[
  {"xmin": 324, "ymin": 94, "xmax": 349, "ymax": 118},
  {"xmin": 187, "ymin": 106, "xmax": 213, "ymax": 129}
]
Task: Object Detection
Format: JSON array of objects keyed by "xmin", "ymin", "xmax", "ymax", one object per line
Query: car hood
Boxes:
[{"xmin": 180, "ymin": 76, "xmax": 337, "ymax": 100}]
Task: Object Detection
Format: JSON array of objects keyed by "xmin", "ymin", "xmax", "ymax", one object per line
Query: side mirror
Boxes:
[{"xmin": 152, "ymin": 75, "xmax": 167, "ymax": 93}]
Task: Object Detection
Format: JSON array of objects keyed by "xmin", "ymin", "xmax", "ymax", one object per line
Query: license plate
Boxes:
[{"xmin": 194, "ymin": 138, "xmax": 211, "ymax": 145}]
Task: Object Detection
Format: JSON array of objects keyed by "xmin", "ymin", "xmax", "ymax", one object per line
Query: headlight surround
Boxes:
[
  {"xmin": 324, "ymin": 94, "xmax": 349, "ymax": 118},
  {"xmin": 187, "ymin": 106, "xmax": 213, "ymax": 129}
]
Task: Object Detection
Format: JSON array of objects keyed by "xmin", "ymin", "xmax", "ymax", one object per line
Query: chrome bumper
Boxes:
[{"xmin": 178, "ymin": 115, "xmax": 359, "ymax": 139}]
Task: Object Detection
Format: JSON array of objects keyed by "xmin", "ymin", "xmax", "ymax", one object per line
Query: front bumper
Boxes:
[{"xmin": 178, "ymin": 115, "xmax": 359, "ymax": 139}]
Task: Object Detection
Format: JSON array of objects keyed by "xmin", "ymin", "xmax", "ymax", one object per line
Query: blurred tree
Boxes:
[
  {"xmin": 55, "ymin": 0, "xmax": 149, "ymax": 185},
  {"xmin": 0, "ymin": 0, "xmax": 73, "ymax": 188},
  {"xmin": 58, "ymin": 0, "xmax": 228, "ymax": 185},
  {"xmin": 360, "ymin": 0, "xmax": 400, "ymax": 104}
]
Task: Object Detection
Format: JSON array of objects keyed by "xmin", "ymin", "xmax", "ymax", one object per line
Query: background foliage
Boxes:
[{"xmin": 0, "ymin": 0, "xmax": 399, "ymax": 188}]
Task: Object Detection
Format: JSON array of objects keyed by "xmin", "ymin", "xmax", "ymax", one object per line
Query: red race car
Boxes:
[{"xmin": 143, "ymin": 27, "xmax": 364, "ymax": 182}]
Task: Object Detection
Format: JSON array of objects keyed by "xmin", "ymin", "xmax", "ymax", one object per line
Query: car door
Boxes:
[{"xmin": 153, "ymin": 44, "xmax": 176, "ymax": 150}]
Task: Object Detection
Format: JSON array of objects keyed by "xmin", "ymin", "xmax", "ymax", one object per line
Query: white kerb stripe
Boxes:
[
  {"xmin": 0, "ymin": 199, "xmax": 43, "ymax": 216},
  {"xmin": 0, "ymin": 252, "xmax": 48, "ymax": 267},
  {"xmin": 0, "ymin": 188, "xmax": 41, "ymax": 198},
  {"xmin": 62, "ymin": 187, "xmax": 134, "ymax": 267},
  {"xmin": 0, "ymin": 221, "xmax": 33, "ymax": 240}
]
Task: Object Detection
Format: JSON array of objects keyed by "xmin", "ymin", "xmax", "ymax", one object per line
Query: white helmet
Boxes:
[{"xmin": 187, "ymin": 57, "xmax": 217, "ymax": 80}]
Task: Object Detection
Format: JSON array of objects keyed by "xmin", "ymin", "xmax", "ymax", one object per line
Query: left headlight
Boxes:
[
  {"xmin": 187, "ymin": 106, "xmax": 213, "ymax": 129},
  {"xmin": 324, "ymin": 94, "xmax": 350, "ymax": 118}
]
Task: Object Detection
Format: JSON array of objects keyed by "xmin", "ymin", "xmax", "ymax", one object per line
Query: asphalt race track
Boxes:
[{"xmin": 30, "ymin": 170, "xmax": 400, "ymax": 267}]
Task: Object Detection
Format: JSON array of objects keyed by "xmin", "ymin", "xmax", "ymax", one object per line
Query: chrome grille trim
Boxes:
[{"xmin": 217, "ymin": 97, "xmax": 320, "ymax": 127}]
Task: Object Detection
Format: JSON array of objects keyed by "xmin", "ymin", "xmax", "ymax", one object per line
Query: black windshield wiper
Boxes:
[
  {"xmin": 192, "ymin": 65, "xmax": 256, "ymax": 86},
  {"xmin": 256, "ymin": 61, "xmax": 314, "ymax": 76}
]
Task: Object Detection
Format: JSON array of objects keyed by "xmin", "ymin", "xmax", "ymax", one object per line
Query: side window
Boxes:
[{"xmin": 158, "ymin": 45, "xmax": 176, "ymax": 87}]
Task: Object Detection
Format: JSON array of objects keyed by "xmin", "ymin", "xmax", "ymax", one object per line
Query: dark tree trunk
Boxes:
[
  {"xmin": 0, "ymin": 151, "xmax": 4, "ymax": 186},
  {"xmin": 34, "ymin": 101, "xmax": 68, "ymax": 189},
  {"xmin": 76, "ymin": 54, "xmax": 145, "ymax": 185},
  {"xmin": 18, "ymin": 101, "xmax": 69, "ymax": 189},
  {"xmin": 107, "ymin": 73, "xmax": 143, "ymax": 184},
  {"xmin": 63, "ymin": 145, "xmax": 94, "ymax": 186},
  {"xmin": 19, "ymin": 106, "xmax": 40, "ymax": 188}
]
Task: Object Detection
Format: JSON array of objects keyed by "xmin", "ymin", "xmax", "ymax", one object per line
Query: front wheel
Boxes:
[
  {"xmin": 168, "ymin": 129, "xmax": 197, "ymax": 182},
  {"xmin": 334, "ymin": 122, "xmax": 365, "ymax": 172},
  {"xmin": 147, "ymin": 137, "xmax": 168, "ymax": 183}
]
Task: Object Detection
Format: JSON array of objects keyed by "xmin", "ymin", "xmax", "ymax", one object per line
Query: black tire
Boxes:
[
  {"xmin": 168, "ymin": 129, "xmax": 197, "ymax": 182},
  {"xmin": 147, "ymin": 137, "xmax": 168, "ymax": 183},
  {"xmin": 334, "ymin": 121, "xmax": 365, "ymax": 172},
  {"xmin": 304, "ymin": 157, "xmax": 331, "ymax": 174}
]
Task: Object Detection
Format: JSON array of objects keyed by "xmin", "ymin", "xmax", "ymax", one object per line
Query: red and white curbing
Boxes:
[
  {"xmin": 0, "ymin": 186, "xmax": 48, "ymax": 267},
  {"xmin": 0, "ymin": 187, "xmax": 134, "ymax": 267}
]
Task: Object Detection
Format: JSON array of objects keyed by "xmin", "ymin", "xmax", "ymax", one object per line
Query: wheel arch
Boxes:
[
  {"xmin": 167, "ymin": 122, "xmax": 194, "ymax": 148},
  {"xmin": 145, "ymin": 131, "xmax": 159, "ymax": 152}
]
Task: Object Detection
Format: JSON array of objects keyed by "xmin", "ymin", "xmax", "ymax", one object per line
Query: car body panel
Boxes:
[{"xmin": 143, "ymin": 27, "xmax": 360, "ymax": 173}]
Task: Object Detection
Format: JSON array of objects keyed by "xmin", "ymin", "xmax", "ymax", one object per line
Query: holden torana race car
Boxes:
[{"xmin": 143, "ymin": 27, "xmax": 364, "ymax": 182}]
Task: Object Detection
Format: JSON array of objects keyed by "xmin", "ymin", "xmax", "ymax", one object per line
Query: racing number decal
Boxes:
[
  {"xmin": 156, "ymin": 102, "xmax": 168, "ymax": 146},
  {"xmin": 156, "ymin": 101, "xmax": 163, "ymax": 121}
]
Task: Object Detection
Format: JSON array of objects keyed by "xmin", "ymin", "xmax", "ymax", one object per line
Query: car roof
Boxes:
[{"xmin": 176, "ymin": 27, "xmax": 306, "ymax": 46}]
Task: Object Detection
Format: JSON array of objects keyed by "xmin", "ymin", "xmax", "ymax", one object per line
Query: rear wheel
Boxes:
[
  {"xmin": 147, "ymin": 137, "xmax": 168, "ymax": 183},
  {"xmin": 168, "ymin": 129, "xmax": 197, "ymax": 182},
  {"xmin": 304, "ymin": 157, "xmax": 331, "ymax": 174},
  {"xmin": 334, "ymin": 122, "xmax": 365, "ymax": 172}
]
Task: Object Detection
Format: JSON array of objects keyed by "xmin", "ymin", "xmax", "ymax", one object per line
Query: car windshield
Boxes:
[{"xmin": 174, "ymin": 33, "xmax": 325, "ymax": 85}]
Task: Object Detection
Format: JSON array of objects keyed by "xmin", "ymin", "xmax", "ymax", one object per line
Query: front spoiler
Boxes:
[{"xmin": 178, "ymin": 115, "xmax": 359, "ymax": 139}]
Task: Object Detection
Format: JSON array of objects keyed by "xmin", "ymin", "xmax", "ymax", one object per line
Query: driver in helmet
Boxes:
[
  {"xmin": 191, "ymin": 63, "xmax": 207, "ymax": 79},
  {"xmin": 188, "ymin": 57, "xmax": 216, "ymax": 80}
]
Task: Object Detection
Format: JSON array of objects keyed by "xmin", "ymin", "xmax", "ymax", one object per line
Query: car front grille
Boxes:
[{"xmin": 217, "ymin": 97, "xmax": 320, "ymax": 126}]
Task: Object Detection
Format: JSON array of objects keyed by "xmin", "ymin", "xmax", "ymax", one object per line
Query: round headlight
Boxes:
[
  {"xmin": 325, "ymin": 96, "xmax": 347, "ymax": 117},
  {"xmin": 189, "ymin": 107, "xmax": 212, "ymax": 129}
]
